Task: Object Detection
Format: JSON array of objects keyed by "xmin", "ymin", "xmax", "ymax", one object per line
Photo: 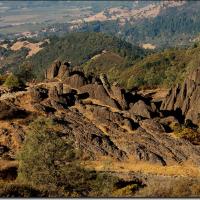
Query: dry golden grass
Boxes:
[
  {"xmin": 142, "ymin": 43, "xmax": 156, "ymax": 50},
  {"xmin": 83, "ymin": 158, "xmax": 200, "ymax": 178},
  {"xmin": 10, "ymin": 41, "xmax": 44, "ymax": 58}
]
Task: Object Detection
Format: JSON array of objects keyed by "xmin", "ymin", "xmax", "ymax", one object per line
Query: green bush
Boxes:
[
  {"xmin": 17, "ymin": 118, "xmax": 88, "ymax": 191},
  {"xmin": 0, "ymin": 74, "xmax": 9, "ymax": 85},
  {"xmin": 174, "ymin": 127, "xmax": 200, "ymax": 145},
  {"xmin": 3, "ymin": 74, "xmax": 24, "ymax": 90}
]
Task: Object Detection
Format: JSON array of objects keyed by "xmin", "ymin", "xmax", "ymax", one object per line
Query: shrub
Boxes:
[
  {"xmin": 88, "ymin": 172, "xmax": 119, "ymax": 197},
  {"xmin": 173, "ymin": 127, "xmax": 200, "ymax": 145},
  {"xmin": 0, "ymin": 74, "xmax": 9, "ymax": 85},
  {"xmin": 3, "ymin": 74, "xmax": 24, "ymax": 90},
  {"xmin": 17, "ymin": 117, "xmax": 90, "ymax": 195}
]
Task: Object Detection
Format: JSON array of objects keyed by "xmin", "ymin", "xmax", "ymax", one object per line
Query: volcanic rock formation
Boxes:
[
  {"xmin": 0, "ymin": 61, "xmax": 200, "ymax": 168},
  {"xmin": 161, "ymin": 67, "xmax": 200, "ymax": 126}
]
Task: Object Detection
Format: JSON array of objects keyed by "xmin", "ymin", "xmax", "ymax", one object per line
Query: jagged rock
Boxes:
[
  {"xmin": 161, "ymin": 67, "xmax": 200, "ymax": 126},
  {"xmin": 48, "ymin": 85, "xmax": 76, "ymax": 108},
  {"xmin": 48, "ymin": 86, "xmax": 60, "ymax": 101},
  {"xmin": 92, "ymin": 106, "xmax": 123, "ymax": 124},
  {"xmin": 129, "ymin": 100, "xmax": 153, "ymax": 119},
  {"xmin": 64, "ymin": 74, "xmax": 86, "ymax": 89},
  {"xmin": 80, "ymin": 84, "xmax": 119, "ymax": 108},
  {"xmin": 57, "ymin": 61, "xmax": 70, "ymax": 79},
  {"xmin": 99, "ymin": 73, "xmax": 111, "ymax": 93},
  {"xmin": 45, "ymin": 60, "xmax": 61, "ymax": 79},
  {"xmin": 123, "ymin": 118, "xmax": 137, "ymax": 131},
  {"xmin": 185, "ymin": 86, "xmax": 200, "ymax": 125},
  {"xmin": 57, "ymin": 112, "xmax": 127, "ymax": 161},
  {"xmin": 2, "ymin": 61, "xmax": 200, "ymax": 169},
  {"xmin": 125, "ymin": 121, "xmax": 200, "ymax": 166},
  {"xmin": 111, "ymin": 84, "xmax": 128, "ymax": 110},
  {"xmin": 135, "ymin": 144, "xmax": 166, "ymax": 166},
  {"xmin": 55, "ymin": 82, "xmax": 63, "ymax": 95}
]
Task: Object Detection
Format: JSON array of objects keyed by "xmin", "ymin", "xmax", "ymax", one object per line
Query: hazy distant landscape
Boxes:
[
  {"xmin": 0, "ymin": 1, "xmax": 200, "ymax": 198},
  {"xmin": 1, "ymin": 1, "xmax": 200, "ymax": 47}
]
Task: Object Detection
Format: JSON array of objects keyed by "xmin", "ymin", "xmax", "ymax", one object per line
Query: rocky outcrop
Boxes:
[
  {"xmin": 45, "ymin": 60, "xmax": 71, "ymax": 80},
  {"xmin": 57, "ymin": 61, "xmax": 70, "ymax": 79},
  {"xmin": 29, "ymin": 87, "xmax": 48, "ymax": 103},
  {"xmin": 45, "ymin": 60, "xmax": 61, "ymax": 79},
  {"xmin": 1, "ymin": 61, "xmax": 200, "ymax": 170},
  {"xmin": 111, "ymin": 83, "xmax": 128, "ymax": 110},
  {"xmin": 161, "ymin": 67, "xmax": 200, "ymax": 126}
]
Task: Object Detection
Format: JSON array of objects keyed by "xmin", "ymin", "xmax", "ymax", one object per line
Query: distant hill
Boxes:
[
  {"xmin": 75, "ymin": 1, "xmax": 200, "ymax": 48},
  {"xmin": 81, "ymin": 42, "xmax": 200, "ymax": 90},
  {"xmin": 3, "ymin": 32, "xmax": 200, "ymax": 91}
]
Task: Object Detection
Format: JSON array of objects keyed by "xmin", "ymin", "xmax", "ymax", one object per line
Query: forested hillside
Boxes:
[
  {"xmin": 17, "ymin": 32, "xmax": 147, "ymax": 80},
  {"xmin": 82, "ymin": 42, "xmax": 200, "ymax": 90},
  {"xmin": 3, "ymin": 31, "xmax": 200, "ymax": 91},
  {"xmin": 76, "ymin": 1, "xmax": 200, "ymax": 48}
]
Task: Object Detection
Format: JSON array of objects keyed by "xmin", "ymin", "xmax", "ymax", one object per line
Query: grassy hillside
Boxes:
[
  {"xmin": 121, "ymin": 44, "xmax": 200, "ymax": 89},
  {"xmin": 82, "ymin": 43, "xmax": 200, "ymax": 90}
]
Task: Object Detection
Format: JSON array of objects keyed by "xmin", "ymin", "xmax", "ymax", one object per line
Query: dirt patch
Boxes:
[
  {"xmin": 142, "ymin": 43, "xmax": 156, "ymax": 50},
  {"xmin": 10, "ymin": 40, "xmax": 45, "ymax": 58}
]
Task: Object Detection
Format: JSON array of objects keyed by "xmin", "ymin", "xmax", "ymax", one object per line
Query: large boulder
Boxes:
[
  {"xmin": 64, "ymin": 74, "xmax": 86, "ymax": 89},
  {"xmin": 129, "ymin": 100, "xmax": 153, "ymax": 119},
  {"xmin": 80, "ymin": 84, "xmax": 119, "ymax": 108}
]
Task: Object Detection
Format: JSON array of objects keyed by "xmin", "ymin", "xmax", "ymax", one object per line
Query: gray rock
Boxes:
[
  {"xmin": 129, "ymin": 100, "xmax": 153, "ymax": 119},
  {"xmin": 161, "ymin": 67, "xmax": 200, "ymax": 126},
  {"xmin": 45, "ymin": 60, "xmax": 61, "ymax": 79}
]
